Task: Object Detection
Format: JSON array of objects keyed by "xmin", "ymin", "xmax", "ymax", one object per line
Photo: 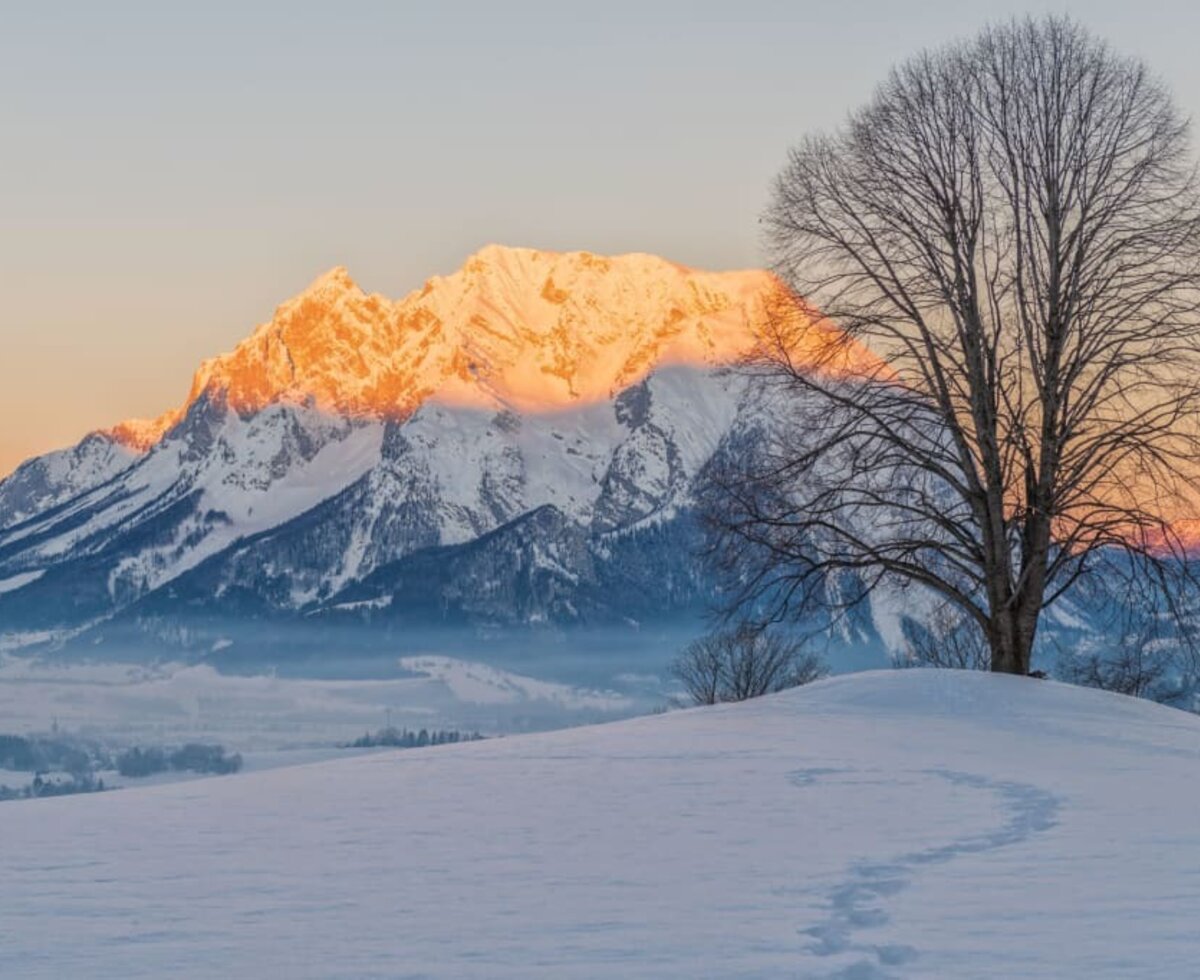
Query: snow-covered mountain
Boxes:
[{"xmin": 1, "ymin": 246, "xmax": 881, "ymax": 657}]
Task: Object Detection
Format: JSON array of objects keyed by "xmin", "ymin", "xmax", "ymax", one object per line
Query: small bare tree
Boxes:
[
  {"xmin": 709, "ymin": 17, "xmax": 1200, "ymax": 675},
  {"xmin": 1054, "ymin": 600, "xmax": 1198, "ymax": 705},
  {"xmin": 671, "ymin": 633, "xmax": 727, "ymax": 706},
  {"xmin": 670, "ymin": 629, "xmax": 828, "ymax": 705},
  {"xmin": 897, "ymin": 603, "xmax": 991, "ymax": 671},
  {"xmin": 1057, "ymin": 635, "xmax": 1180, "ymax": 702}
]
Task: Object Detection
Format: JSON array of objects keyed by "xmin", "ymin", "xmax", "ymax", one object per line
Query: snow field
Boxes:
[{"xmin": 1, "ymin": 670, "xmax": 1198, "ymax": 977}]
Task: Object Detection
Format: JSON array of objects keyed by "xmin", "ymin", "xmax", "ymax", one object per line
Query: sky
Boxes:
[{"xmin": 3, "ymin": 0, "xmax": 1200, "ymax": 474}]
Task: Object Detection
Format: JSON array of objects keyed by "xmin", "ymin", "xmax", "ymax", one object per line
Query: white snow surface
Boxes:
[
  {"xmin": 0, "ymin": 656, "xmax": 635, "ymax": 750},
  {"xmin": 0, "ymin": 436, "xmax": 137, "ymax": 525},
  {"xmin": 2, "ymin": 670, "xmax": 1199, "ymax": 978},
  {"xmin": 389, "ymin": 364, "xmax": 743, "ymax": 538},
  {"xmin": 398, "ymin": 655, "xmax": 628, "ymax": 709},
  {"xmin": 0, "ymin": 569, "xmax": 44, "ymax": 594},
  {"xmin": 101, "ymin": 410, "xmax": 385, "ymax": 597}
]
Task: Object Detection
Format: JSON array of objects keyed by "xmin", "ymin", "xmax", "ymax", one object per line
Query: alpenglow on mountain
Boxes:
[{"xmin": 0, "ymin": 246, "xmax": 888, "ymax": 659}]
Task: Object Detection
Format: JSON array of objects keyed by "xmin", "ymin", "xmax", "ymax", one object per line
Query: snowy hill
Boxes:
[{"xmin": 2, "ymin": 670, "xmax": 1197, "ymax": 978}]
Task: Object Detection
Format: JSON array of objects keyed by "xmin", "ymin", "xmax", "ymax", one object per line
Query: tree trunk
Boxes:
[
  {"xmin": 990, "ymin": 641, "xmax": 1032, "ymax": 675},
  {"xmin": 988, "ymin": 610, "xmax": 1036, "ymax": 675},
  {"xmin": 989, "ymin": 633, "xmax": 1022, "ymax": 674}
]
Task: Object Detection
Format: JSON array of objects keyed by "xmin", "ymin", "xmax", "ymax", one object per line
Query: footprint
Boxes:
[{"xmin": 789, "ymin": 767, "xmax": 1061, "ymax": 978}]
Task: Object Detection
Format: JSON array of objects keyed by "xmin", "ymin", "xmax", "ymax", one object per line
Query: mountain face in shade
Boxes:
[{"xmin": 0, "ymin": 246, "xmax": 894, "ymax": 660}]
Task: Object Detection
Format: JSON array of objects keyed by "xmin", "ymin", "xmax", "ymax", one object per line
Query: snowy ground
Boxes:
[
  {"xmin": 0, "ymin": 654, "xmax": 641, "ymax": 751},
  {"xmin": 2, "ymin": 670, "xmax": 1199, "ymax": 978}
]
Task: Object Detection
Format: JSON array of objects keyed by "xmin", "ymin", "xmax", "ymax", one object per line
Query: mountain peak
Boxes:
[
  {"xmin": 299, "ymin": 265, "xmax": 361, "ymax": 298},
  {"xmin": 100, "ymin": 247, "xmax": 822, "ymax": 451}
]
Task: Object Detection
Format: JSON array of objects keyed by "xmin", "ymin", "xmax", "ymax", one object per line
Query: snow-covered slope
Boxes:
[
  {"xmin": 0, "ymin": 433, "xmax": 138, "ymax": 526},
  {"xmin": 2, "ymin": 670, "xmax": 1198, "ymax": 978},
  {"xmin": 0, "ymin": 396, "xmax": 385, "ymax": 636}
]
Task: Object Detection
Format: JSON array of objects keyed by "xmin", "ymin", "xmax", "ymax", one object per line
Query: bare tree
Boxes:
[
  {"xmin": 671, "ymin": 633, "xmax": 727, "ymax": 706},
  {"xmin": 709, "ymin": 16, "xmax": 1200, "ymax": 675},
  {"xmin": 897, "ymin": 603, "xmax": 991, "ymax": 671},
  {"xmin": 1056, "ymin": 630, "xmax": 1193, "ymax": 705},
  {"xmin": 670, "ymin": 629, "xmax": 828, "ymax": 705},
  {"xmin": 1052, "ymin": 592, "xmax": 1199, "ymax": 705}
]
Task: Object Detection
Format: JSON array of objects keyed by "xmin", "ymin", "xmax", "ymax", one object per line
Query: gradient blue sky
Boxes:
[{"xmin": 4, "ymin": 1, "xmax": 1200, "ymax": 472}]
